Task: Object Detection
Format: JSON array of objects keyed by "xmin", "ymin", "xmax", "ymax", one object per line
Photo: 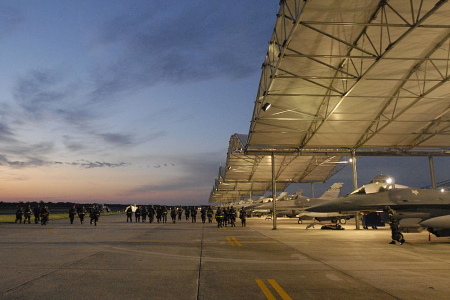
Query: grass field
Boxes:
[{"xmin": 0, "ymin": 212, "xmax": 122, "ymax": 224}]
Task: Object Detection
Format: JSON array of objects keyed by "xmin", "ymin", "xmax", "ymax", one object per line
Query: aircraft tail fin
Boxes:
[
  {"xmin": 320, "ymin": 183, "xmax": 344, "ymax": 199},
  {"xmin": 294, "ymin": 189, "xmax": 304, "ymax": 197},
  {"xmin": 277, "ymin": 192, "xmax": 288, "ymax": 201}
]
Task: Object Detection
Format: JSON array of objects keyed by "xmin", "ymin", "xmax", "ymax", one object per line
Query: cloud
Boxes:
[
  {"xmin": 1, "ymin": 157, "xmax": 49, "ymax": 168},
  {"xmin": 0, "ymin": 122, "xmax": 16, "ymax": 142},
  {"xmin": 12, "ymin": 69, "xmax": 92, "ymax": 124},
  {"xmin": 0, "ymin": 5, "xmax": 23, "ymax": 38},
  {"xmin": 62, "ymin": 135, "xmax": 86, "ymax": 152},
  {"xmin": 124, "ymin": 151, "xmax": 222, "ymax": 197},
  {"xmin": 98, "ymin": 132, "xmax": 133, "ymax": 146},
  {"xmin": 67, "ymin": 160, "xmax": 130, "ymax": 169},
  {"xmin": 55, "ymin": 108, "xmax": 94, "ymax": 126},
  {"xmin": 13, "ymin": 70, "xmax": 67, "ymax": 117},
  {"xmin": 0, "ymin": 152, "xmax": 130, "ymax": 169},
  {"xmin": 90, "ymin": 1, "xmax": 274, "ymax": 98},
  {"xmin": 0, "ymin": 141, "xmax": 55, "ymax": 159}
]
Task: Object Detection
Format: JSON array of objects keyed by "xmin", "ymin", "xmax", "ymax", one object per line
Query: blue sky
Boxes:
[{"xmin": 0, "ymin": 1, "xmax": 278, "ymax": 205}]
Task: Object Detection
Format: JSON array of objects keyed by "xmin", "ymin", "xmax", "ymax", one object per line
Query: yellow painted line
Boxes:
[
  {"xmin": 255, "ymin": 279, "xmax": 276, "ymax": 300},
  {"xmin": 226, "ymin": 237, "xmax": 235, "ymax": 246},
  {"xmin": 268, "ymin": 279, "xmax": 293, "ymax": 300},
  {"xmin": 232, "ymin": 237, "xmax": 242, "ymax": 246}
]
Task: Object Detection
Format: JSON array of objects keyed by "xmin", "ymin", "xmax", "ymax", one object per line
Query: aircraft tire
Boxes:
[{"xmin": 339, "ymin": 219, "xmax": 347, "ymax": 224}]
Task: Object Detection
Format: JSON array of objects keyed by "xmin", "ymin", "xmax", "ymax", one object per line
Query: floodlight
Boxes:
[{"xmin": 262, "ymin": 102, "xmax": 271, "ymax": 111}]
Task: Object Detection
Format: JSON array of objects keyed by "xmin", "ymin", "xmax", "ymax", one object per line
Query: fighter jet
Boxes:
[
  {"xmin": 305, "ymin": 176, "xmax": 450, "ymax": 244},
  {"xmin": 252, "ymin": 183, "xmax": 352, "ymax": 225},
  {"xmin": 259, "ymin": 192, "xmax": 289, "ymax": 203}
]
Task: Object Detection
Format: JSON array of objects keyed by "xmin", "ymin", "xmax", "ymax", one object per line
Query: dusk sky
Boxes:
[
  {"xmin": 0, "ymin": 1, "xmax": 279, "ymax": 205},
  {"xmin": 1, "ymin": 1, "xmax": 448, "ymax": 206}
]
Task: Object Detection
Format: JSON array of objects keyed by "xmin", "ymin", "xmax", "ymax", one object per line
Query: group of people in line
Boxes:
[
  {"xmin": 14, "ymin": 205, "xmax": 49, "ymax": 225},
  {"xmin": 69, "ymin": 205, "xmax": 101, "ymax": 226},
  {"xmin": 215, "ymin": 206, "xmax": 247, "ymax": 228},
  {"xmin": 14, "ymin": 204, "xmax": 249, "ymax": 228},
  {"xmin": 126, "ymin": 206, "xmax": 212, "ymax": 224},
  {"xmin": 14, "ymin": 205, "xmax": 101, "ymax": 226},
  {"xmin": 126, "ymin": 205, "xmax": 248, "ymax": 228}
]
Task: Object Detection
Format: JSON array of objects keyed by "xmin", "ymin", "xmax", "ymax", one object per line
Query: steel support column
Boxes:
[
  {"xmin": 272, "ymin": 152, "xmax": 277, "ymax": 230},
  {"xmin": 429, "ymin": 156, "xmax": 437, "ymax": 190},
  {"xmin": 352, "ymin": 150, "xmax": 360, "ymax": 230}
]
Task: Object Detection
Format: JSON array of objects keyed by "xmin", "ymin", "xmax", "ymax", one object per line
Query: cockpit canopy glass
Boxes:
[{"xmin": 350, "ymin": 182, "xmax": 395, "ymax": 195}]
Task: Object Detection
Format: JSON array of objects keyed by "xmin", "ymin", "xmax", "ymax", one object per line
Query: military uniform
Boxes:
[
  {"xmin": 23, "ymin": 205, "xmax": 32, "ymax": 224},
  {"xmin": 40, "ymin": 206, "xmax": 49, "ymax": 225},
  {"xmin": 126, "ymin": 207, "xmax": 133, "ymax": 222},
  {"xmin": 239, "ymin": 208, "xmax": 247, "ymax": 227},
  {"xmin": 215, "ymin": 208, "xmax": 224, "ymax": 228},
  {"xmin": 148, "ymin": 206, "xmax": 155, "ymax": 223},
  {"xmin": 135, "ymin": 207, "xmax": 141, "ymax": 222},
  {"xmin": 171, "ymin": 208, "xmax": 177, "ymax": 223},
  {"xmin": 78, "ymin": 206, "xmax": 86, "ymax": 224},
  {"xmin": 15, "ymin": 207, "xmax": 23, "ymax": 223},
  {"xmin": 69, "ymin": 207, "xmax": 76, "ymax": 224},
  {"xmin": 33, "ymin": 206, "xmax": 40, "ymax": 224}
]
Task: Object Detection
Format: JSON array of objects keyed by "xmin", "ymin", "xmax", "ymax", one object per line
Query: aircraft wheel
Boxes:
[
  {"xmin": 339, "ymin": 219, "xmax": 347, "ymax": 224},
  {"xmin": 298, "ymin": 218, "xmax": 302, "ymax": 224}
]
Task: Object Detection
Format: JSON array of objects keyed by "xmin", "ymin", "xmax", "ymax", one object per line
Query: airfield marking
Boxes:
[
  {"xmin": 226, "ymin": 237, "xmax": 242, "ymax": 246},
  {"xmin": 267, "ymin": 279, "xmax": 293, "ymax": 300},
  {"xmin": 256, "ymin": 279, "xmax": 293, "ymax": 300},
  {"xmin": 255, "ymin": 279, "xmax": 276, "ymax": 300},
  {"xmin": 232, "ymin": 237, "xmax": 242, "ymax": 246}
]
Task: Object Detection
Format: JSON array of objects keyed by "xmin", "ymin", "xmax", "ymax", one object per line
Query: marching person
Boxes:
[
  {"xmin": 239, "ymin": 207, "xmax": 247, "ymax": 227},
  {"xmin": 126, "ymin": 206, "xmax": 133, "ymax": 222},
  {"xmin": 69, "ymin": 206, "xmax": 76, "ymax": 224},
  {"xmin": 23, "ymin": 205, "xmax": 32, "ymax": 224},
  {"xmin": 78, "ymin": 206, "xmax": 86, "ymax": 224},
  {"xmin": 33, "ymin": 205, "xmax": 40, "ymax": 224},
  {"xmin": 15, "ymin": 207, "xmax": 23, "ymax": 223}
]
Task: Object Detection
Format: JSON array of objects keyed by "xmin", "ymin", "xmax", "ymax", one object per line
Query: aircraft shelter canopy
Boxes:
[
  {"xmin": 209, "ymin": 134, "xmax": 344, "ymax": 203},
  {"xmin": 210, "ymin": 0, "xmax": 450, "ymax": 203},
  {"xmin": 249, "ymin": 0, "xmax": 450, "ymax": 153}
]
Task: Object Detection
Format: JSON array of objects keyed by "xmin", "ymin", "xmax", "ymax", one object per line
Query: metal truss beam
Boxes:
[
  {"xmin": 355, "ymin": 30, "xmax": 450, "ymax": 147},
  {"xmin": 248, "ymin": 0, "xmax": 309, "ymax": 145},
  {"xmin": 301, "ymin": 0, "xmax": 448, "ymax": 149}
]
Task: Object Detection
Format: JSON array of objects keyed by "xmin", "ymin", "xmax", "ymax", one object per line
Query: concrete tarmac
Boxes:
[{"xmin": 1, "ymin": 215, "xmax": 450, "ymax": 299}]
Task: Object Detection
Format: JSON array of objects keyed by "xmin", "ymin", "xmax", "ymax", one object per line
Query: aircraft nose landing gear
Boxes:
[{"xmin": 385, "ymin": 206, "xmax": 406, "ymax": 245}]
